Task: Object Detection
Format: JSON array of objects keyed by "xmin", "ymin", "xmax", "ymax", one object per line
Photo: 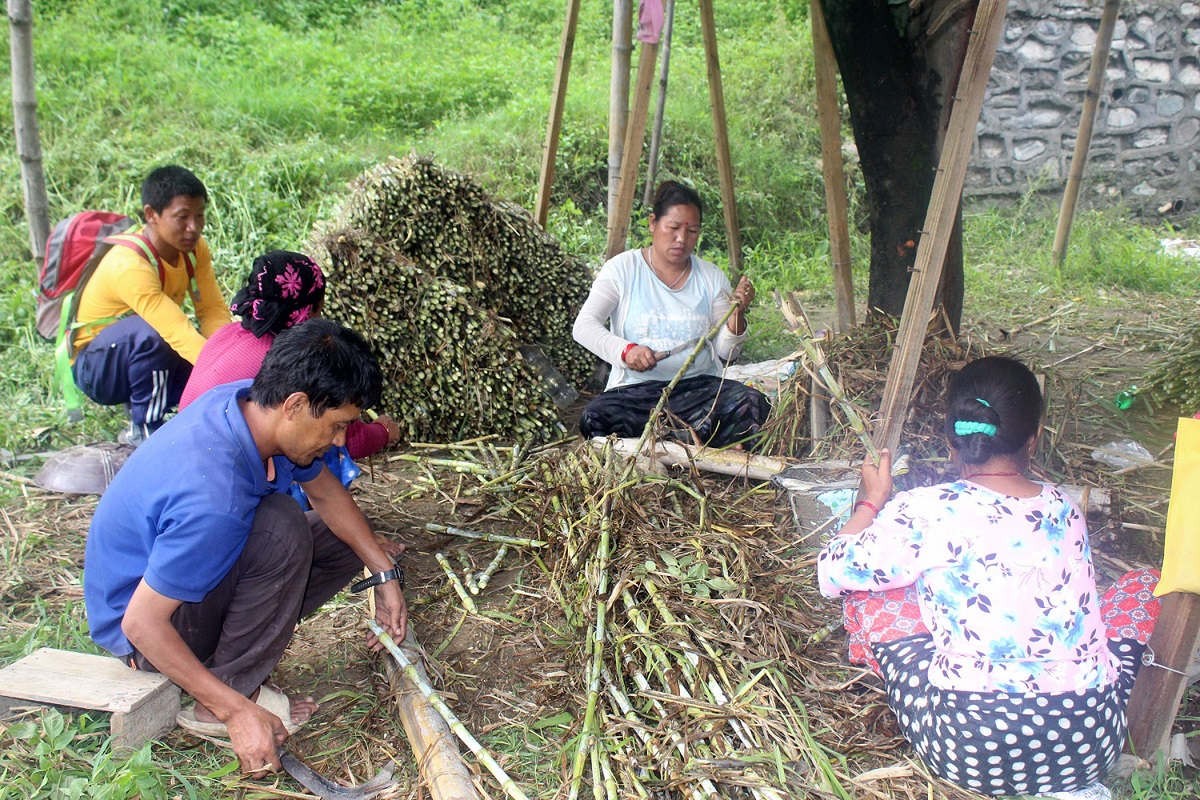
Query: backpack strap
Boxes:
[{"xmin": 105, "ymin": 232, "xmax": 199, "ymax": 304}]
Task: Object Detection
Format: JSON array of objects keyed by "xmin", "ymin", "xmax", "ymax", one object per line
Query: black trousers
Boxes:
[
  {"xmin": 579, "ymin": 374, "xmax": 771, "ymax": 450},
  {"xmin": 131, "ymin": 493, "xmax": 363, "ymax": 697}
]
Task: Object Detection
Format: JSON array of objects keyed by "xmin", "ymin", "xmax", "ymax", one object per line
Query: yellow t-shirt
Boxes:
[{"xmin": 73, "ymin": 235, "xmax": 230, "ymax": 364}]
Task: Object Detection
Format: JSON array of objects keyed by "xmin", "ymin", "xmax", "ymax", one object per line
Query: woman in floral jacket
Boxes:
[{"xmin": 818, "ymin": 356, "xmax": 1159, "ymax": 800}]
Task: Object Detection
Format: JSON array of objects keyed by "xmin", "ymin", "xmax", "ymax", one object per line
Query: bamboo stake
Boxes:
[
  {"xmin": 873, "ymin": 0, "xmax": 1009, "ymax": 456},
  {"xmin": 607, "ymin": 0, "xmax": 634, "ymax": 222},
  {"xmin": 368, "ymin": 620, "xmax": 530, "ymax": 800},
  {"xmin": 809, "ymin": 0, "xmax": 855, "ymax": 331},
  {"xmin": 605, "ymin": 37, "xmax": 660, "ymax": 258},
  {"xmin": 1051, "ymin": 0, "xmax": 1122, "ymax": 266},
  {"xmin": 642, "ymin": 0, "xmax": 677, "ymax": 207},
  {"xmin": 534, "ymin": 0, "xmax": 582, "ymax": 228},
  {"xmin": 424, "ymin": 522, "xmax": 547, "ymax": 549},
  {"xmin": 697, "ymin": 0, "xmax": 743, "ymax": 275},
  {"xmin": 7, "ymin": 0, "xmax": 50, "ymax": 260},
  {"xmin": 435, "ymin": 552, "xmax": 479, "ymax": 614}
]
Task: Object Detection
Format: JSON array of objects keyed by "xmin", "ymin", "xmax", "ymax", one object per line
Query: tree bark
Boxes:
[
  {"xmin": 817, "ymin": 0, "xmax": 977, "ymax": 331},
  {"xmin": 8, "ymin": 0, "xmax": 50, "ymax": 262}
]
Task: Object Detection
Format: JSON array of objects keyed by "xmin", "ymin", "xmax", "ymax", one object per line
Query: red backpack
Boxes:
[{"xmin": 35, "ymin": 211, "xmax": 136, "ymax": 340}]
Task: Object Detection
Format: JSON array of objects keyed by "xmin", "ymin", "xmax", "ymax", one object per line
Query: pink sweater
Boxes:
[{"xmin": 180, "ymin": 323, "xmax": 388, "ymax": 460}]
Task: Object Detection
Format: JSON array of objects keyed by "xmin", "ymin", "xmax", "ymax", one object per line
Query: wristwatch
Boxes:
[{"xmin": 350, "ymin": 565, "xmax": 405, "ymax": 593}]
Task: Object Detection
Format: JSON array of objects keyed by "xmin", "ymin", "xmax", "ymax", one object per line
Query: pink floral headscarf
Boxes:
[{"xmin": 230, "ymin": 250, "xmax": 326, "ymax": 338}]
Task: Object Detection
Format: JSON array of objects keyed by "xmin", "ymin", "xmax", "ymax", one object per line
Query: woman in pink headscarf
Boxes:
[{"xmin": 181, "ymin": 250, "xmax": 399, "ymax": 457}]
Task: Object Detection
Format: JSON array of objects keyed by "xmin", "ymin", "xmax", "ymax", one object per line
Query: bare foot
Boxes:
[{"xmin": 191, "ymin": 690, "xmax": 319, "ymax": 726}]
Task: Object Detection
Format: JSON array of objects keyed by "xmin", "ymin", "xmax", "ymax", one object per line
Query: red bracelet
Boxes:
[
  {"xmin": 621, "ymin": 342, "xmax": 637, "ymax": 363},
  {"xmin": 854, "ymin": 500, "xmax": 880, "ymax": 516}
]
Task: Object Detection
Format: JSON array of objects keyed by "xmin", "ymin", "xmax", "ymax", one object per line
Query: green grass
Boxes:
[{"xmin": 2, "ymin": 2, "xmax": 1200, "ymax": 798}]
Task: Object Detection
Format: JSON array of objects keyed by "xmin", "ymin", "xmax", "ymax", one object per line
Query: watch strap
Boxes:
[{"xmin": 350, "ymin": 565, "xmax": 405, "ymax": 593}]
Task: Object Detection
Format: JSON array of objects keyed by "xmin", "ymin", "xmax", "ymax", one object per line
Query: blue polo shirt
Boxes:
[{"xmin": 83, "ymin": 380, "xmax": 322, "ymax": 657}]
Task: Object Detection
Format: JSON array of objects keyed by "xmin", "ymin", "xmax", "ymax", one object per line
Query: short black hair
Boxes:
[
  {"xmin": 945, "ymin": 356, "xmax": 1043, "ymax": 465},
  {"xmin": 651, "ymin": 180, "xmax": 703, "ymax": 222},
  {"xmin": 141, "ymin": 165, "xmax": 208, "ymax": 214},
  {"xmin": 249, "ymin": 319, "xmax": 383, "ymax": 415}
]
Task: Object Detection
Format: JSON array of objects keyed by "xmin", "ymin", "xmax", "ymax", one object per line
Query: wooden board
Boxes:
[{"xmin": 1124, "ymin": 592, "xmax": 1200, "ymax": 762}]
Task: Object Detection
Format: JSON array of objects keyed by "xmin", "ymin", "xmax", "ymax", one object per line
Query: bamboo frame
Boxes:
[
  {"xmin": 873, "ymin": 0, "xmax": 1009, "ymax": 455},
  {"xmin": 697, "ymin": 0, "xmax": 743, "ymax": 275},
  {"xmin": 534, "ymin": 0, "xmax": 583, "ymax": 229},
  {"xmin": 606, "ymin": 38, "xmax": 661, "ymax": 258},
  {"xmin": 1051, "ymin": 0, "xmax": 1122, "ymax": 266},
  {"xmin": 643, "ymin": 0, "xmax": 677, "ymax": 207},
  {"xmin": 7, "ymin": 0, "xmax": 50, "ymax": 261},
  {"xmin": 607, "ymin": 0, "xmax": 634, "ymax": 220}
]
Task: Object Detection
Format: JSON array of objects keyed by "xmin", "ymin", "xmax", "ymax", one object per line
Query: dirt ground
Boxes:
[{"xmin": 3, "ymin": 292, "xmax": 1197, "ymax": 798}]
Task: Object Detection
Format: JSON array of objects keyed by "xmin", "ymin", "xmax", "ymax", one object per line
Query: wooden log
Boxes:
[
  {"xmin": 697, "ymin": 0, "xmax": 744, "ymax": 275},
  {"xmin": 1052, "ymin": 0, "xmax": 1122, "ymax": 267},
  {"xmin": 1124, "ymin": 592, "xmax": 1200, "ymax": 763},
  {"xmin": 607, "ymin": 0, "xmax": 633, "ymax": 223},
  {"xmin": 642, "ymin": 0, "xmax": 677, "ymax": 208},
  {"xmin": 7, "ymin": 0, "xmax": 51, "ymax": 260},
  {"xmin": 873, "ymin": 0, "xmax": 1009, "ymax": 455},
  {"xmin": 809, "ymin": 0, "xmax": 855, "ymax": 332},
  {"xmin": 533, "ymin": 0, "xmax": 582, "ymax": 229},
  {"xmin": 605, "ymin": 37, "xmax": 660, "ymax": 259},
  {"xmin": 593, "ymin": 436, "xmax": 793, "ymax": 480}
]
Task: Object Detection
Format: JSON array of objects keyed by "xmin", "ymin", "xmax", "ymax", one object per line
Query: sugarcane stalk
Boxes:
[
  {"xmin": 454, "ymin": 549, "xmax": 480, "ymax": 595},
  {"xmin": 367, "ymin": 620, "xmax": 531, "ymax": 800},
  {"xmin": 389, "ymin": 453, "xmax": 494, "ymax": 474},
  {"xmin": 475, "ymin": 545, "xmax": 508, "ymax": 592},
  {"xmin": 425, "ymin": 522, "xmax": 547, "ymax": 549},
  {"xmin": 435, "ymin": 552, "xmax": 479, "ymax": 614}
]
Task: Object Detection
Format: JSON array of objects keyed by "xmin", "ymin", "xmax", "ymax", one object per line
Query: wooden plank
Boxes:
[
  {"xmin": 873, "ymin": 0, "xmax": 1009, "ymax": 455},
  {"xmin": 697, "ymin": 0, "xmax": 744, "ymax": 275},
  {"xmin": 1124, "ymin": 592, "xmax": 1200, "ymax": 761},
  {"xmin": 1052, "ymin": 0, "xmax": 1122, "ymax": 266},
  {"xmin": 534, "ymin": 0, "xmax": 582, "ymax": 229},
  {"xmin": 0, "ymin": 648, "xmax": 172, "ymax": 713},
  {"xmin": 605, "ymin": 38, "xmax": 660, "ymax": 259},
  {"xmin": 809, "ymin": 0, "xmax": 855, "ymax": 332}
]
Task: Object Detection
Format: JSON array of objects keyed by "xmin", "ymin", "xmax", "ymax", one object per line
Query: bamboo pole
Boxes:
[
  {"xmin": 643, "ymin": 0, "xmax": 677, "ymax": 208},
  {"xmin": 809, "ymin": 0, "xmax": 855, "ymax": 331},
  {"xmin": 368, "ymin": 621, "xmax": 530, "ymax": 800},
  {"xmin": 697, "ymin": 0, "xmax": 743, "ymax": 276},
  {"xmin": 534, "ymin": 0, "xmax": 582, "ymax": 229},
  {"xmin": 7, "ymin": 0, "xmax": 50, "ymax": 261},
  {"xmin": 605, "ymin": 37, "xmax": 661, "ymax": 259},
  {"xmin": 1051, "ymin": 0, "xmax": 1122, "ymax": 267},
  {"xmin": 873, "ymin": 0, "xmax": 1009, "ymax": 456},
  {"xmin": 607, "ymin": 0, "xmax": 634, "ymax": 223},
  {"xmin": 383, "ymin": 626, "xmax": 480, "ymax": 800}
]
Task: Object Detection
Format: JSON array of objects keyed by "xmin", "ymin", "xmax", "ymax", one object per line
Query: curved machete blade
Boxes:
[{"xmin": 279, "ymin": 748, "xmax": 397, "ymax": 800}]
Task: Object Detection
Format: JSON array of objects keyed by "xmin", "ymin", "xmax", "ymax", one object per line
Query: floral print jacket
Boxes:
[{"xmin": 817, "ymin": 481, "xmax": 1118, "ymax": 693}]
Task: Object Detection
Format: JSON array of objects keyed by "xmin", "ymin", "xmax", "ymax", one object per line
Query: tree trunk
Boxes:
[
  {"xmin": 8, "ymin": 0, "xmax": 50, "ymax": 262},
  {"xmin": 817, "ymin": 0, "xmax": 977, "ymax": 331}
]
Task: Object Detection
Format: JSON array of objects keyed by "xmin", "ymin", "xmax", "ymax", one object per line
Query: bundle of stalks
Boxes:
[
  {"xmin": 308, "ymin": 155, "xmax": 595, "ymax": 443},
  {"xmin": 1143, "ymin": 317, "xmax": 1200, "ymax": 412}
]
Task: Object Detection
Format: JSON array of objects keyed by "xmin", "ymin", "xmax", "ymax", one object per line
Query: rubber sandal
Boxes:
[{"xmin": 176, "ymin": 683, "xmax": 302, "ymax": 739}]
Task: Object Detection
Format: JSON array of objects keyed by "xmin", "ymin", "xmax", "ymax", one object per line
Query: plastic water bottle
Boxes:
[
  {"xmin": 518, "ymin": 345, "xmax": 579, "ymax": 409},
  {"xmin": 1114, "ymin": 386, "xmax": 1138, "ymax": 411}
]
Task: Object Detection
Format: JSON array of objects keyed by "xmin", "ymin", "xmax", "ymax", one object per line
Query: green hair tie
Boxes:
[
  {"xmin": 955, "ymin": 420, "xmax": 997, "ymax": 437},
  {"xmin": 975, "ymin": 398, "xmax": 991, "ymax": 408}
]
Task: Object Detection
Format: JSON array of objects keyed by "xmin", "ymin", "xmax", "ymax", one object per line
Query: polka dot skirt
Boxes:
[{"xmin": 874, "ymin": 634, "xmax": 1145, "ymax": 797}]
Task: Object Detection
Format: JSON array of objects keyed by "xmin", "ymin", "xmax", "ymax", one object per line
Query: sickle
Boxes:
[{"xmin": 278, "ymin": 747, "xmax": 397, "ymax": 800}]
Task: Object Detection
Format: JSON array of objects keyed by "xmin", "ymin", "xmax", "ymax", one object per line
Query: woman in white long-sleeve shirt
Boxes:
[{"xmin": 571, "ymin": 181, "xmax": 770, "ymax": 449}]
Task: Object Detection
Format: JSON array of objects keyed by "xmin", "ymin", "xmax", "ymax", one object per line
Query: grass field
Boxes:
[{"xmin": 1, "ymin": 1, "xmax": 1198, "ymax": 798}]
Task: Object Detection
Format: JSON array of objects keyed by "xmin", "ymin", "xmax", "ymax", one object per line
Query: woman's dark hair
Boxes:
[
  {"xmin": 230, "ymin": 251, "xmax": 326, "ymax": 338},
  {"xmin": 250, "ymin": 319, "xmax": 382, "ymax": 415},
  {"xmin": 141, "ymin": 165, "xmax": 208, "ymax": 213},
  {"xmin": 651, "ymin": 180, "xmax": 703, "ymax": 222},
  {"xmin": 945, "ymin": 356, "xmax": 1043, "ymax": 465}
]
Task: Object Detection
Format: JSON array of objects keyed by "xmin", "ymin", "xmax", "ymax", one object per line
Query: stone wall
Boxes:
[{"xmin": 968, "ymin": 0, "xmax": 1199, "ymax": 215}]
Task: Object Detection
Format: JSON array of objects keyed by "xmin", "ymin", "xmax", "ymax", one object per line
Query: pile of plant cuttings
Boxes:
[{"xmin": 342, "ymin": 435, "xmax": 983, "ymax": 800}]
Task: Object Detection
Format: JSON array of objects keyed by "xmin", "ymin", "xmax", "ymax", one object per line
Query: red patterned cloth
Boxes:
[{"xmin": 1099, "ymin": 568, "xmax": 1161, "ymax": 644}]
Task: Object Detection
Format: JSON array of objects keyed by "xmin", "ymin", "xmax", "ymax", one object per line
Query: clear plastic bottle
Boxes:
[{"xmin": 519, "ymin": 345, "xmax": 579, "ymax": 409}]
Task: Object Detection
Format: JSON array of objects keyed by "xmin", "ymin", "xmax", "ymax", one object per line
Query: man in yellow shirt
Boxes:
[{"xmin": 72, "ymin": 166, "xmax": 230, "ymax": 445}]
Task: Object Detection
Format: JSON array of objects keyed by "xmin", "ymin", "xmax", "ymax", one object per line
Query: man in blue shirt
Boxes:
[{"xmin": 84, "ymin": 319, "xmax": 406, "ymax": 777}]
